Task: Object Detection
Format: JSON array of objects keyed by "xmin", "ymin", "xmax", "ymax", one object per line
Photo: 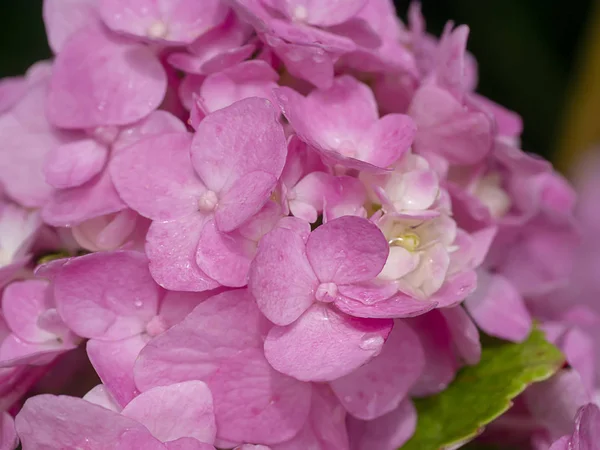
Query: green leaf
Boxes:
[{"xmin": 402, "ymin": 327, "xmax": 564, "ymax": 450}]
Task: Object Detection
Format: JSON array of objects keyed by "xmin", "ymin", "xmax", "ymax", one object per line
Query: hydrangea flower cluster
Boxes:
[{"xmin": 0, "ymin": 1, "xmax": 590, "ymax": 449}]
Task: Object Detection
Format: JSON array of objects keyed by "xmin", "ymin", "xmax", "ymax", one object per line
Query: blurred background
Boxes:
[{"xmin": 1, "ymin": 1, "xmax": 599, "ymax": 169}]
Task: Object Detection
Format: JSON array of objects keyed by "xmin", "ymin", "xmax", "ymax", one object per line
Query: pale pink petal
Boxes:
[
  {"xmin": 122, "ymin": 381, "xmax": 216, "ymax": 444},
  {"xmin": 306, "ymin": 216, "xmax": 388, "ymax": 284},
  {"xmin": 42, "ymin": 168, "xmax": 126, "ymax": 227},
  {"xmin": 464, "ymin": 271, "xmax": 531, "ymax": 342},
  {"xmin": 44, "ymin": 138, "xmax": 108, "ymax": 189},
  {"xmin": 196, "ymin": 220, "xmax": 254, "ymax": 288},
  {"xmin": 347, "ymin": 399, "xmax": 417, "ymax": 450},
  {"xmin": 99, "ymin": 0, "xmax": 228, "ymax": 45},
  {"xmin": 549, "ymin": 436, "xmax": 569, "ymax": 450},
  {"xmin": 200, "ymin": 60, "xmax": 279, "ymax": 113},
  {"xmin": 43, "ymin": 0, "xmax": 100, "ymax": 53},
  {"xmin": 378, "ymin": 246, "xmax": 419, "ymax": 281},
  {"xmin": 264, "ymin": 304, "xmax": 392, "ymax": 382},
  {"xmin": 330, "ymin": 320, "xmax": 423, "ymax": 420},
  {"xmin": 2, "ymin": 279, "xmax": 54, "ymax": 343},
  {"xmin": 87, "ymin": 335, "xmax": 148, "ymax": 407},
  {"xmin": 408, "ymin": 311, "xmax": 457, "ymax": 396},
  {"xmin": 215, "ymin": 171, "xmax": 278, "ymax": 232},
  {"xmin": 72, "ymin": 209, "xmax": 147, "ymax": 252},
  {"xmin": 15, "ymin": 395, "xmax": 156, "ymax": 449},
  {"xmin": 146, "ymin": 215, "xmax": 220, "ymax": 292},
  {"xmin": 47, "ymin": 26, "xmax": 167, "ymax": 128},
  {"xmin": 191, "ymin": 97, "xmax": 286, "ymax": 195},
  {"xmin": 249, "ymin": 226, "xmax": 318, "ymax": 325},
  {"xmin": 54, "ymin": 251, "xmax": 161, "ymax": 340},
  {"xmin": 83, "ymin": 384, "xmax": 121, "ymax": 412},
  {"xmin": 111, "ymin": 132, "xmax": 206, "ymax": 222},
  {"xmin": 272, "ymin": 385, "xmax": 349, "ymax": 450},
  {"xmin": 135, "ymin": 290, "xmax": 311, "ymax": 445},
  {"xmin": 0, "ymin": 412, "xmax": 17, "ymax": 450}
]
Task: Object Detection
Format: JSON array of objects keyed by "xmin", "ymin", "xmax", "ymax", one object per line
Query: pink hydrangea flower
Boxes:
[
  {"xmin": 111, "ymin": 98, "xmax": 287, "ymax": 291},
  {"xmin": 53, "ymin": 250, "xmax": 212, "ymax": 406},
  {"xmin": 275, "ymin": 76, "xmax": 416, "ymax": 171},
  {"xmin": 16, "ymin": 380, "xmax": 217, "ymax": 449},
  {"xmin": 1, "ymin": 279, "xmax": 79, "ymax": 368}
]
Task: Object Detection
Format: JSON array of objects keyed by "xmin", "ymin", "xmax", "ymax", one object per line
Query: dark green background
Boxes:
[{"xmin": 0, "ymin": 1, "xmax": 593, "ymax": 159}]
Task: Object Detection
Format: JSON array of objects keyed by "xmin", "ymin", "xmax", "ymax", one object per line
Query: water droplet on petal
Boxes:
[{"xmin": 359, "ymin": 335, "xmax": 384, "ymax": 351}]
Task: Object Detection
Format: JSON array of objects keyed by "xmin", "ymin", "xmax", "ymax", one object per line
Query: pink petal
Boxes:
[
  {"xmin": 47, "ymin": 26, "xmax": 167, "ymax": 128},
  {"xmin": 0, "ymin": 334, "xmax": 73, "ymax": 367},
  {"xmin": 525, "ymin": 370, "xmax": 591, "ymax": 441},
  {"xmin": 168, "ymin": 14, "xmax": 255, "ymax": 76},
  {"xmin": 347, "ymin": 399, "xmax": 417, "ymax": 450},
  {"xmin": 43, "ymin": 0, "xmax": 100, "ymax": 53},
  {"xmin": 249, "ymin": 226, "xmax": 318, "ymax": 326},
  {"xmin": 334, "ymin": 291, "xmax": 437, "ymax": 319},
  {"xmin": 54, "ymin": 251, "xmax": 161, "ymax": 340},
  {"xmin": 167, "ymin": 438, "xmax": 216, "ymax": 450},
  {"xmin": 215, "ymin": 171, "xmax": 278, "ymax": 232},
  {"xmin": 330, "ymin": 320, "xmax": 424, "ymax": 420},
  {"xmin": 571, "ymin": 403, "xmax": 600, "ymax": 447},
  {"xmin": 158, "ymin": 290, "xmax": 219, "ymax": 329},
  {"xmin": 0, "ymin": 86, "xmax": 72, "ymax": 208},
  {"xmin": 191, "ymin": 97, "xmax": 286, "ymax": 195},
  {"xmin": 44, "ymin": 138, "xmax": 108, "ymax": 189},
  {"xmin": 2, "ymin": 279, "xmax": 54, "ymax": 343},
  {"xmin": 200, "ymin": 60, "xmax": 279, "ymax": 113},
  {"xmin": 275, "ymin": 76, "xmax": 377, "ymax": 153},
  {"xmin": 262, "ymin": 0, "xmax": 367, "ymax": 26},
  {"xmin": 116, "ymin": 429, "xmax": 168, "ymax": 449},
  {"xmin": 409, "ymin": 85, "xmax": 492, "ymax": 165},
  {"xmin": 306, "ymin": 216, "xmax": 388, "ymax": 284},
  {"xmin": 111, "ymin": 132, "xmax": 206, "ymax": 222},
  {"xmin": 359, "ymin": 114, "xmax": 416, "ymax": 168},
  {"xmin": 146, "ymin": 215, "xmax": 220, "ymax": 292},
  {"xmin": 408, "ymin": 311, "xmax": 457, "ymax": 397},
  {"xmin": 196, "ymin": 220, "xmax": 254, "ymax": 288},
  {"xmin": 87, "ymin": 335, "xmax": 148, "ymax": 407},
  {"xmin": 42, "ymin": 168, "xmax": 127, "ymax": 227},
  {"xmin": 464, "ymin": 271, "xmax": 532, "ymax": 342},
  {"xmin": 264, "ymin": 304, "xmax": 392, "ymax": 382},
  {"xmin": 15, "ymin": 395, "xmax": 157, "ymax": 449},
  {"xmin": 440, "ymin": 306, "xmax": 481, "ymax": 365},
  {"xmin": 135, "ymin": 290, "xmax": 312, "ymax": 445},
  {"xmin": 0, "ymin": 412, "xmax": 17, "ymax": 450},
  {"xmin": 99, "ymin": 0, "xmax": 228, "ymax": 45},
  {"xmin": 122, "ymin": 381, "xmax": 216, "ymax": 444},
  {"xmin": 272, "ymin": 385, "xmax": 349, "ymax": 450},
  {"xmin": 112, "ymin": 110, "xmax": 187, "ymax": 154}
]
